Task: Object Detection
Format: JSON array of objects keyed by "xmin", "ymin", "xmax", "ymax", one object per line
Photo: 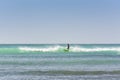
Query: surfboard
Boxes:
[{"xmin": 64, "ymin": 49, "xmax": 69, "ymax": 52}]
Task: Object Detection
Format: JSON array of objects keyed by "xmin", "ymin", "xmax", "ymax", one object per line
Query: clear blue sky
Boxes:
[{"xmin": 0, "ymin": 0, "xmax": 120, "ymax": 44}]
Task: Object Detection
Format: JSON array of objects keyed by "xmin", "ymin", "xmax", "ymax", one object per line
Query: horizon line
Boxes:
[{"xmin": 0, "ymin": 43, "xmax": 120, "ymax": 44}]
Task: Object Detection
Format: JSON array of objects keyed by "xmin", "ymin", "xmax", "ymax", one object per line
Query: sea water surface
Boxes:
[{"xmin": 0, "ymin": 44, "xmax": 120, "ymax": 80}]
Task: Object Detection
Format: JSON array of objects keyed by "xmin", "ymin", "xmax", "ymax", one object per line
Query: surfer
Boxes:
[
  {"xmin": 64, "ymin": 44, "xmax": 70, "ymax": 52},
  {"xmin": 67, "ymin": 44, "xmax": 70, "ymax": 51}
]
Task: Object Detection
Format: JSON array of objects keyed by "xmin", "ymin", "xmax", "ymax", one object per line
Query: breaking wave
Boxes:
[
  {"xmin": 19, "ymin": 46, "xmax": 120, "ymax": 52},
  {"xmin": 1, "ymin": 45, "xmax": 120, "ymax": 53},
  {"xmin": 19, "ymin": 46, "xmax": 62, "ymax": 52}
]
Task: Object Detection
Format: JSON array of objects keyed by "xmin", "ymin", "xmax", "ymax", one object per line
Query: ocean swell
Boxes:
[
  {"xmin": 0, "ymin": 45, "xmax": 120, "ymax": 53},
  {"xmin": 19, "ymin": 46, "xmax": 120, "ymax": 52}
]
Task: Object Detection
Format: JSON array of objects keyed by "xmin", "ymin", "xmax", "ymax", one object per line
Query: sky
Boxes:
[{"xmin": 0, "ymin": 0, "xmax": 120, "ymax": 44}]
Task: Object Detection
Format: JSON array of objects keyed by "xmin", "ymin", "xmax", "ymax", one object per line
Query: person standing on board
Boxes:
[{"xmin": 67, "ymin": 44, "xmax": 70, "ymax": 51}]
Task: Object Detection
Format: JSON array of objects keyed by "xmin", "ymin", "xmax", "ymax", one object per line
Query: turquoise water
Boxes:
[{"xmin": 0, "ymin": 44, "xmax": 120, "ymax": 80}]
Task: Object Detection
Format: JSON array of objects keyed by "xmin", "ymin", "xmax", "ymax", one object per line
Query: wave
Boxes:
[
  {"xmin": 19, "ymin": 70, "xmax": 120, "ymax": 75},
  {"xmin": 18, "ymin": 46, "xmax": 120, "ymax": 52},
  {"xmin": 19, "ymin": 46, "xmax": 62, "ymax": 52},
  {"xmin": 0, "ymin": 45, "xmax": 120, "ymax": 53},
  {"xmin": 71, "ymin": 47, "xmax": 120, "ymax": 52}
]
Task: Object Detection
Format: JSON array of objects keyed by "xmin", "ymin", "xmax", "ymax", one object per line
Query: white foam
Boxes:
[
  {"xmin": 19, "ymin": 46, "xmax": 120, "ymax": 52},
  {"xmin": 19, "ymin": 46, "xmax": 63, "ymax": 52},
  {"xmin": 70, "ymin": 47, "xmax": 120, "ymax": 52}
]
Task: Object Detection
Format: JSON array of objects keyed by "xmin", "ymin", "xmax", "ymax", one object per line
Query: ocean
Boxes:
[{"xmin": 0, "ymin": 44, "xmax": 120, "ymax": 80}]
